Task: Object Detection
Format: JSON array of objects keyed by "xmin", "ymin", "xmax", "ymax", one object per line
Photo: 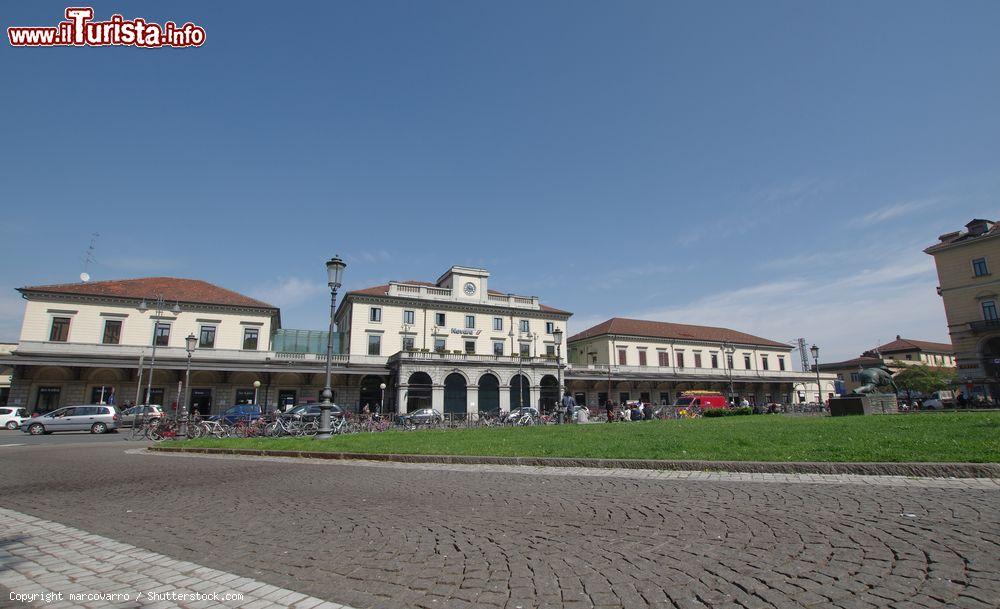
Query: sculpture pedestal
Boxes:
[{"xmin": 829, "ymin": 394, "xmax": 898, "ymax": 416}]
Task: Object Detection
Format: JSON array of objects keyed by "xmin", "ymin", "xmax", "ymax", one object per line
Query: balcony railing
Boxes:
[
  {"xmin": 389, "ymin": 350, "xmax": 557, "ymax": 365},
  {"xmin": 969, "ymin": 319, "xmax": 1000, "ymax": 333}
]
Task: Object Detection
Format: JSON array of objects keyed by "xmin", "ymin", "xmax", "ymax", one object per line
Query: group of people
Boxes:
[{"xmin": 604, "ymin": 401, "xmax": 653, "ymax": 422}]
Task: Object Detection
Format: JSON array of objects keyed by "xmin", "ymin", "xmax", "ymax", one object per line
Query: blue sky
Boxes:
[{"xmin": 2, "ymin": 1, "xmax": 998, "ymax": 365}]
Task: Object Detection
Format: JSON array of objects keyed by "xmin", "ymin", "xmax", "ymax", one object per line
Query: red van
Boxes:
[{"xmin": 673, "ymin": 392, "xmax": 728, "ymax": 410}]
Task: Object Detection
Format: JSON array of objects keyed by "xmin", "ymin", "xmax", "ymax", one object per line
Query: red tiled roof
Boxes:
[
  {"xmin": 874, "ymin": 336, "xmax": 953, "ymax": 354},
  {"xmin": 19, "ymin": 277, "xmax": 276, "ymax": 310},
  {"xmin": 568, "ymin": 318, "xmax": 791, "ymax": 348},
  {"xmin": 345, "ymin": 283, "xmax": 571, "ymax": 315}
]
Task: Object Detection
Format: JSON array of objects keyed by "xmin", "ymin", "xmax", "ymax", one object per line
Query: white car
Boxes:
[{"xmin": 0, "ymin": 407, "xmax": 30, "ymax": 430}]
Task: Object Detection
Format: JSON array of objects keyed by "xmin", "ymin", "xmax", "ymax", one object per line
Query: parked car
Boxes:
[
  {"xmin": 0, "ymin": 407, "xmax": 29, "ymax": 430},
  {"xmin": 397, "ymin": 408, "xmax": 443, "ymax": 426},
  {"xmin": 22, "ymin": 405, "xmax": 119, "ymax": 435},
  {"xmin": 282, "ymin": 403, "xmax": 342, "ymax": 423},
  {"xmin": 923, "ymin": 390, "xmax": 955, "ymax": 410},
  {"xmin": 118, "ymin": 405, "xmax": 164, "ymax": 427},
  {"xmin": 210, "ymin": 404, "xmax": 262, "ymax": 425}
]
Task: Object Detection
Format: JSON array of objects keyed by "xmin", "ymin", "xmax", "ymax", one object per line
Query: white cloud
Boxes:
[
  {"xmin": 851, "ymin": 198, "xmax": 942, "ymax": 226},
  {"xmin": 250, "ymin": 277, "xmax": 327, "ymax": 309},
  {"xmin": 597, "ymin": 249, "xmax": 948, "ymax": 367}
]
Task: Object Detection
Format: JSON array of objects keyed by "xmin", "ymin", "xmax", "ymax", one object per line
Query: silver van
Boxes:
[{"xmin": 22, "ymin": 405, "xmax": 119, "ymax": 435}]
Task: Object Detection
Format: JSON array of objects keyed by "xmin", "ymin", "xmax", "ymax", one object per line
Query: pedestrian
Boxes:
[
  {"xmin": 643, "ymin": 402, "xmax": 652, "ymax": 420},
  {"xmin": 362, "ymin": 403, "xmax": 371, "ymax": 421},
  {"xmin": 740, "ymin": 397, "xmax": 749, "ymax": 408},
  {"xmin": 558, "ymin": 391, "xmax": 576, "ymax": 425},
  {"xmin": 605, "ymin": 400, "xmax": 614, "ymax": 423}
]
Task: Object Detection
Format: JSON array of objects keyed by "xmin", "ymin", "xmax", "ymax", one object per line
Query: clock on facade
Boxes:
[{"xmin": 463, "ymin": 282, "xmax": 476, "ymax": 296}]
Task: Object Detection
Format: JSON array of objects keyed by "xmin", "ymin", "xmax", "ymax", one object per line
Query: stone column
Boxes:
[
  {"xmin": 396, "ymin": 386, "xmax": 407, "ymax": 414},
  {"xmin": 530, "ymin": 385, "xmax": 540, "ymax": 410},
  {"xmin": 432, "ymin": 385, "xmax": 444, "ymax": 411},
  {"xmin": 466, "ymin": 386, "xmax": 479, "ymax": 417},
  {"xmin": 500, "ymin": 385, "xmax": 511, "ymax": 413}
]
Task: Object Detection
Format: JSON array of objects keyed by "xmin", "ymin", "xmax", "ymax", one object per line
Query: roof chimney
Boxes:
[{"xmin": 965, "ymin": 219, "xmax": 994, "ymax": 236}]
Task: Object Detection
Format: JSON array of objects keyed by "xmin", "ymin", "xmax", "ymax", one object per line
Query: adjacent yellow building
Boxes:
[{"xmin": 925, "ymin": 218, "xmax": 1000, "ymax": 401}]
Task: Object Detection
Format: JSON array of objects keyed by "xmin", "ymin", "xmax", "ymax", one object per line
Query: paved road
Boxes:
[
  {"xmin": 0, "ymin": 429, "xmax": 137, "ymax": 447},
  {"xmin": 1, "ymin": 443, "xmax": 998, "ymax": 609}
]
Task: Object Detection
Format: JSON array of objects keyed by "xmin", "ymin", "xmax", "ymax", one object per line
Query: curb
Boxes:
[{"xmin": 148, "ymin": 446, "xmax": 1000, "ymax": 478}]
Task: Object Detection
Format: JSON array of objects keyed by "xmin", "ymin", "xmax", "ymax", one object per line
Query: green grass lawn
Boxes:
[{"xmin": 181, "ymin": 412, "xmax": 999, "ymax": 463}]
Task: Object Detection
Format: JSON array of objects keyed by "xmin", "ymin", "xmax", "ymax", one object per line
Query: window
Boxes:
[
  {"xmin": 520, "ymin": 343, "xmax": 530, "ymax": 357},
  {"xmin": 545, "ymin": 321, "xmax": 554, "ymax": 334},
  {"xmin": 243, "ymin": 327, "xmax": 259, "ymax": 350},
  {"xmin": 102, "ymin": 320, "xmax": 122, "ymax": 345},
  {"xmin": 493, "ymin": 341, "xmax": 504, "ymax": 356},
  {"xmin": 49, "ymin": 317, "xmax": 70, "ymax": 342},
  {"xmin": 638, "ymin": 350, "xmax": 647, "ymax": 366},
  {"xmin": 465, "ymin": 315, "xmax": 475, "ymax": 329},
  {"xmin": 677, "ymin": 352, "xmax": 685, "ymax": 368},
  {"xmin": 402, "ymin": 336, "xmax": 415, "ymax": 351},
  {"xmin": 465, "ymin": 340, "xmax": 476, "ymax": 354},
  {"xmin": 153, "ymin": 322, "xmax": 171, "ymax": 347},
  {"xmin": 761, "ymin": 355, "xmax": 769, "ymax": 371},
  {"xmin": 743, "ymin": 354, "xmax": 751, "ymax": 369},
  {"xmin": 973, "ymin": 257, "xmax": 989, "ymax": 277},
  {"xmin": 370, "ymin": 307, "xmax": 381, "ymax": 322},
  {"xmin": 367, "ymin": 334, "xmax": 381, "ymax": 355},
  {"xmin": 710, "ymin": 353, "xmax": 718, "ymax": 368},
  {"xmin": 493, "ymin": 317, "xmax": 503, "ymax": 331},
  {"xmin": 434, "ymin": 338, "xmax": 446, "ymax": 352},
  {"xmin": 983, "ymin": 300, "xmax": 999, "ymax": 321},
  {"xmin": 519, "ymin": 319, "xmax": 530, "ymax": 333},
  {"xmin": 727, "ymin": 354, "xmax": 734, "ymax": 369},
  {"xmin": 403, "ymin": 310, "xmax": 415, "ymax": 325},
  {"xmin": 850, "ymin": 372, "xmax": 860, "ymax": 383},
  {"xmin": 618, "ymin": 349, "xmax": 627, "ymax": 365},
  {"xmin": 199, "ymin": 325, "xmax": 216, "ymax": 349},
  {"xmin": 778, "ymin": 356, "xmax": 785, "ymax": 371},
  {"xmin": 546, "ymin": 345, "xmax": 556, "ymax": 356},
  {"xmin": 693, "ymin": 353, "xmax": 702, "ymax": 368},
  {"xmin": 905, "ymin": 354, "xmax": 912, "ymax": 360},
  {"xmin": 435, "ymin": 312, "xmax": 446, "ymax": 326},
  {"xmin": 658, "ymin": 351, "xmax": 669, "ymax": 367}
]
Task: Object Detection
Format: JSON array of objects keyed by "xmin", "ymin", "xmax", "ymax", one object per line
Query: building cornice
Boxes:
[
  {"xmin": 569, "ymin": 332, "xmax": 793, "ymax": 352},
  {"xmin": 20, "ymin": 290, "xmax": 280, "ymax": 320},
  {"xmin": 336, "ymin": 292, "xmax": 572, "ymax": 321}
]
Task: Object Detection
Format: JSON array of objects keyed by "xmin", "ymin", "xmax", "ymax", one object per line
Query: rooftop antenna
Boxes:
[{"xmin": 80, "ymin": 232, "xmax": 99, "ymax": 283}]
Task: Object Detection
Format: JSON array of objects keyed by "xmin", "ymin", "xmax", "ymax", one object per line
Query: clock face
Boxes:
[{"xmin": 463, "ymin": 282, "xmax": 476, "ymax": 296}]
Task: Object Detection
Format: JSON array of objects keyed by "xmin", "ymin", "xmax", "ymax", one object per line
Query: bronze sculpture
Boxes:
[{"xmin": 853, "ymin": 365, "xmax": 899, "ymax": 395}]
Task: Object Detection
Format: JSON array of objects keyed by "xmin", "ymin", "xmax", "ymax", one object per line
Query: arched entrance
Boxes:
[
  {"xmin": 540, "ymin": 375, "xmax": 559, "ymax": 413},
  {"xmin": 359, "ymin": 375, "xmax": 384, "ymax": 413},
  {"xmin": 406, "ymin": 372, "xmax": 432, "ymax": 412},
  {"xmin": 478, "ymin": 374, "xmax": 500, "ymax": 414},
  {"xmin": 444, "ymin": 373, "xmax": 467, "ymax": 415},
  {"xmin": 509, "ymin": 374, "xmax": 530, "ymax": 410}
]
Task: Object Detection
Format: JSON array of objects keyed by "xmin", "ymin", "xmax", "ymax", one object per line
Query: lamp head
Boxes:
[
  {"xmin": 138, "ymin": 299, "xmax": 149, "ymax": 313},
  {"xmin": 552, "ymin": 328, "xmax": 563, "ymax": 343},
  {"xmin": 810, "ymin": 344, "xmax": 819, "ymax": 360},
  {"xmin": 253, "ymin": 380, "xmax": 261, "ymax": 389},
  {"xmin": 185, "ymin": 333, "xmax": 197, "ymax": 352},
  {"xmin": 326, "ymin": 255, "xmax": 346, "ymax": 288},
  {"xmin": 379, "ymin": 382, "xmax": 386, "ymax": 390}
]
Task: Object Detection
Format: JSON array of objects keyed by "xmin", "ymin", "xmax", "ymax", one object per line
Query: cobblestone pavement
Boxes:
[
  {"xmin": 0, "ymin": 507, "xmax": 351, "ymax": 609},
  {"xmin": 1, "ymin": 443, "xmax": 998, "ymax": 609}
]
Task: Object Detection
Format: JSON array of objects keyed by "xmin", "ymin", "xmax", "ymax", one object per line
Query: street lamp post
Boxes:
[
  {"xmin": 553, "ymin": 328, "xmax": 564, "ymax": 422},
  {"xmin": 810, "ymin": 344, "xmax": 822, "ymax": 409},
  {"xmin": 137, "ymin": 296, "xmax": 180, "ymax": 427},
  {"xmin": 317, "ymin": 255, "xmax": 346, "ymax": 440},
  {"xmin": 724, "ymin": 342, "xmax": 737, "ymax": 405},
  {"xmin": 379, "ymin": 382, "xmax": 386, "ymax": 414},
  {"xmin": 179, "ymin": 333, "xmax": 196, "ymax": 439},
  {"xmin": 253, "ymin": 380, "xmax": 261, "ymax": 406}
]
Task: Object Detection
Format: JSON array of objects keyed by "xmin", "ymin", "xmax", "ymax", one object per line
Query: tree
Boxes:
[{"xmin": 893, "ymin": 364, "xmax": 957, "ymax": 397}]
